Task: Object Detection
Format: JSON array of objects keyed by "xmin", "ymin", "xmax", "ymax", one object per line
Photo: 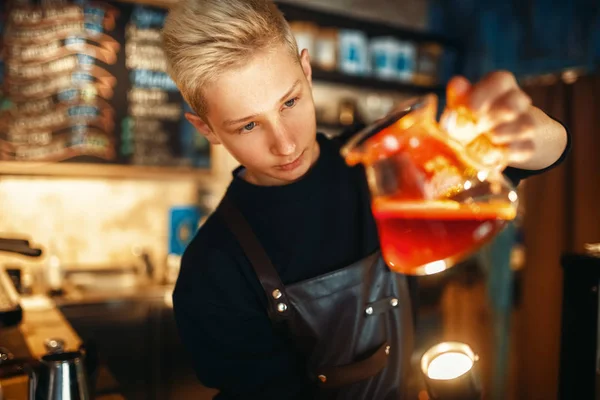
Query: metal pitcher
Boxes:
[{"xmin": 35, "ymin": 339, "xmax": 90, "ymax": 400}]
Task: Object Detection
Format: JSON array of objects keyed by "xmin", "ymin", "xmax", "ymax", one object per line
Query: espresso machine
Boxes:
[
  {"xmin": 0, "ymin": 238, "xmax": 41, "ymax": 328},
  {"xmin": 0, "ymin": 237, "xmax": 42, "ymax": 399},
  {"xmin": 0, "ymin": 238, "xmax": 95, "ymax": 400}
]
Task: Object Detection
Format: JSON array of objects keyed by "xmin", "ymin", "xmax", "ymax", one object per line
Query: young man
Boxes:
[{"xmin": 163, "ymin": 1, "xmax": 569, "ymax": 399}]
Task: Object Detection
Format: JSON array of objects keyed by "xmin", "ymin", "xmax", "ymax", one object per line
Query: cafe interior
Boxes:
[{"xmin": 0, "ymin": 0, "xmax": 599, "ymax": 399}]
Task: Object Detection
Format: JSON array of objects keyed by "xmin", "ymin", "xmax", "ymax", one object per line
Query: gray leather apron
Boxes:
[{"xmin": 219, "ymin": 196, "xmax": 414, "ymax": 399}]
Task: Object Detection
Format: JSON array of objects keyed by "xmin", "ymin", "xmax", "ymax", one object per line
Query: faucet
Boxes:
[
  {"xmin": 0, "ymin": 236, "xmax": 41, "ymax": 329},
  {"xmin": 131, "ymin": 246, "xmax": 156, "ymax": 281},
  {"xmin": 0, "ymin": 238, "xmax": 43, "ymax": 258}
]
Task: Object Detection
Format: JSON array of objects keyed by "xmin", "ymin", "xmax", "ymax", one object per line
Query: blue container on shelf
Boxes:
[
  {"xmin": 166, "ymin": 206, "xmax": 202, "ymax": 283},
  {"xmin": 396, "ymin": 41, "xmax": 416, "ymax": 83},
  {"xmin": 338, "ymin": 30, "xmax": 370, "ymax": 76},
  {"xmin": 168, "ymin": 206, "xmax": 202, "ymax": 256},
  {"xmin": 370, "ymin": 37, "xmax": 402, "ymax": 80}
]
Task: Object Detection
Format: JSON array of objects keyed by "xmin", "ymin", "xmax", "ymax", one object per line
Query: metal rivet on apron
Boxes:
[
  {"xmin": 272, "ymin": 289, "xmax": 282, "ymax": 299},
  {"xmin": 385, "ymin": 345, "xmax": 391, "ymax": 355},
  {"xmin": 365, "ymin": 306, "xmax": 373, "ymax": 315},
  {"xmin": 318, "ymin": 374, "xmax": 327, "ymax": 383},
  {"xmin": 277, "ymin": 303, "xmax": 287, "ymax": 312},
  {"xmin": 390, "ymin": 298, "xmax": 398, "ymax": 307}
]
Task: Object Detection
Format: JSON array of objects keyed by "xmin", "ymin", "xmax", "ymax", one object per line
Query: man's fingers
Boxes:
[
  {"xmin": 507, "ymin": 139, "xmax": 536, "ymax": 164},
  {"xmin": 485, "ymin": 89, "xmax": 532, "ymax": 126},
  {"xmin": 490, "ymin": 112, "xmax": 537, "ymax": 145},
  {"xmin": 469, "ymin": 70, "xmax": 518, "ymax": 115},
  {"xmin": 446, "ymin": 75, "xmax": 472, "ymax": 108}
]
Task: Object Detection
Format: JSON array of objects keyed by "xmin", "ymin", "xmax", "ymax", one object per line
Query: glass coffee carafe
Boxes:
[{"xmin": 342, "ymin": 91, "xmax": 518, "ymax": 276}]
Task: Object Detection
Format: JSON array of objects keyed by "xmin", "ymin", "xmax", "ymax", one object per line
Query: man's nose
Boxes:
[{"xmin": 270, "ymin": 125, "xmax": 296, "ymax": 157}]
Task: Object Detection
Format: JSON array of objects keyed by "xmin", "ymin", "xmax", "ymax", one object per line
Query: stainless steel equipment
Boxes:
[
  {"xmin": 0, "ymin": 237, "xmax": 43, "ymax": 328},
  {"xmin": 0, "ymin": 340, "xmax": 92, "ymax": 400},
  {"xmin": 0, "ymin": 266, "xmax": 23, "ymax": 328},
  {"xmin": 36, "ymin": 340, "xmax": 91, "ymax": 400}
]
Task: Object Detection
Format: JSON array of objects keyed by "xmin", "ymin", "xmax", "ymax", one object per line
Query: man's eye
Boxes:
[
  {"xmin": 284, "ymin": 98, "xmax": 298, "ymax": 108},
  {"xmin": 240, "ymin": 122, "xmax": 256, "ymax": 133}
]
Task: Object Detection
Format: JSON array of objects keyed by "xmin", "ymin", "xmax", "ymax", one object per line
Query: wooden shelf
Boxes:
[
  {"xmin": 0, "ymin": 162, "xmax": 213, "ymax": 181},
  {"xmin": 312, "ymin": 67, "xmax": 444, "ymax": 94}
]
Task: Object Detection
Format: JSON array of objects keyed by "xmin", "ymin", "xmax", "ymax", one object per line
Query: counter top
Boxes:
[
  {"xmin": 3, "ymin": 295, "xmax": 125, "ymax": 400},
  {"xmin": 19, "ymin": 295, "xmax": 82, "ymax": 357},
  {"xmin": 52, "ymin": 283, "xmax": 175, "ymax": 307},
  {"xmin": 3, "ymin": 283, "xmax": 215, "ymax": 399}
]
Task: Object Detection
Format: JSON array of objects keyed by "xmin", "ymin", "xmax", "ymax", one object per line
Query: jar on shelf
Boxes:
[
  {"xmin": 289, "ymin": 21, "xmax": 319, "ymax": 56},
  {"xmin": 396, "ymin": 40, "xmax": 417, "ymax": 83},
  {"xmin": 413, "ymin": 42, "xmax": 443, "ymax": 86},
  {"xmin": 369, "ymin": 36, "xmax": 403, "ymax": 81},
  {"xmin": 314, "ymin": 27, "xmax": 338, "ymax": 71},
  {"xmin": 338, "ymin": 97, "xmax": 363, "ymax": 127},
  {"xmin": 338, "ymin": 29, "xmax": 370, "ymax": 76}
]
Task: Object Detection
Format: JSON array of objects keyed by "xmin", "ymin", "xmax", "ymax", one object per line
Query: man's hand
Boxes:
[{"xmin": 447, "ymin": 71, "xmax": 568, "ymax": 170}]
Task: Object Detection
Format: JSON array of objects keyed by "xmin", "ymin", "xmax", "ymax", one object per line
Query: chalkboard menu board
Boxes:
[{"xmin": 0, "ymin": 0, "xmax": 210, "ymax": 169}]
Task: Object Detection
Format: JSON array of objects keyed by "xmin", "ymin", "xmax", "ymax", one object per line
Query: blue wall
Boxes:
[{"xmin": 428, "ymin": 0, "xmax": 600, "ymax": 80}]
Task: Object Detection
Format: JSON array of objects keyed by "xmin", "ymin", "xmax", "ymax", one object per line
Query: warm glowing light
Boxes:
[
  {"xmin": 424, "ymin": 260, "xmax": 446, "ymax": 275},
  {"xmin": 508, "ymin": 191, "xmax": 518, "ymax": 202},
  {"xmin": 421, "ymin": 342, "xmax": 478, "ymax": 384},
  {"xmin": 473, "ymin": 222, "xmax": 493, "ymax": 241},
  {"xmin": 477, "ymin": 170, "xmax": 488, "ymax": 182},
  {"xmin": 426, "ymin": 351, "xmax": 474, "ymax": 380},
  {"xmin": 383, "ymin": 135, "xmax": 400, "ymax": 152},
  {"xmin": 49, "ymin": 255, "xmax": 60, "ymax": 269}
]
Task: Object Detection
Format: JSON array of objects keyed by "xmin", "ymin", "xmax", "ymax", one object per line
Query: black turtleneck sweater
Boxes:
[{"xmin": 172, "ymin": 129, "xmax": 570, "ymax": 399}]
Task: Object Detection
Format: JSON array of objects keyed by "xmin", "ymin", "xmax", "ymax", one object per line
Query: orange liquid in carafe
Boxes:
[{"xmin": 372, "ymin": 199, "xmax": 516, "ymax": 275}]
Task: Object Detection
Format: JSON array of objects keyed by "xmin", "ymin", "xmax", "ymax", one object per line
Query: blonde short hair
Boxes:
[{"xmin": 163, "ymin": 0, "xmax": 299, "ymax": 118}]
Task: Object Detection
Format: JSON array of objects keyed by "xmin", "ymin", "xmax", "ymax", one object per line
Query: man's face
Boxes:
[{"xmin": 187, "ymin": 45, "xmax": 319, "ymax": 186}]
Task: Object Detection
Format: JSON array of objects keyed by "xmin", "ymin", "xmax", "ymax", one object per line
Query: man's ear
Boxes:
[
  {"xmin": 299, "ymin": 49, "xmax": 313, "ymax": 88},
  {"xmin": 184, "ymin": 113, "xmax": 221, "ymax": 145}
]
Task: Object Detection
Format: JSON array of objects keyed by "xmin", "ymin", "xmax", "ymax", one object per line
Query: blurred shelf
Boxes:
[
  {"xmin": 113, "ymin": 0, "xmax": 178, "ymax": 8},
  {"xmin": 112, "ymin": 1, "xmax": 464, "ymax": 66},
  {"xmin": 317, "ymin": 122, "xmax": 346, "ymax": 131},
  {"xmin": 110, "ymin": 0, "xmax": 460, "ymax": 93},
  {"xmin": 317, "ymin": 124, "xmax": 344, "ymax": 138},
  {"xmin": 276, "ymin": 2, "xmax": 462, "ymax": 50},
  {"xmin": 312, "ymin": 67, "xmax": 444, "ymax": 94},
  {"xmin": 0, "ymin": 162, "xmax": 213, "ymax": 182}
]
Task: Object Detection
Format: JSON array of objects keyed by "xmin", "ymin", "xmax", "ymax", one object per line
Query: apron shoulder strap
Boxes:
[{"xmin": 218, "ymin": 196, "xmax": 292, "ymax": 322}]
